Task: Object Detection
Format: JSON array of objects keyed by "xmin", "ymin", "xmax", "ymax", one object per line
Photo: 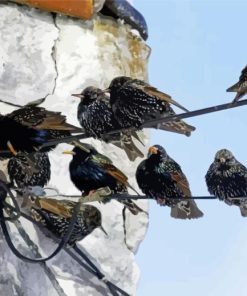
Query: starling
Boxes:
[
  {"xmin": 0, "ymin": 102, "xmax": 81, "ymax": 156},
  {"xmin": 7, "ymin": 152, "xmax": 51, "ymax": 190},
  {"xmin": 31, "ymin": 200, "xmax": 103, "ymax": 246},
  {"xmin": 227, "ymin": 65, "xmax": 247, "ymax": 102},
  {"xmin": 107, "ymin": 76, "xmax": 195, "ymax": 136},
  {"xmin": 136, "ymin": 145, "xmax": 203, "ymax": 219},
  {"xmin": 7, "ymin": 104, "xmax": 81, "ymax": 141},
  {"xmin": 205, "ymin": 149, "xmax": 247, "ymax": 217},
  {"xmin": 63, "ymin": 142, "xmax": 144, "ymax": 215},
  {"xmin": 0, "ymin": 115, "xmax": 53, "ymax": 155},
  {"xmin": 72, "ymin": 86, "xmax": 144, "ymax": 161}
]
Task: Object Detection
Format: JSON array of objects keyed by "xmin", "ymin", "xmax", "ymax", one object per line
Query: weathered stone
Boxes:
[{"xmin": 0, "ymin": 2, "xmax": 150, "ymax": 295}]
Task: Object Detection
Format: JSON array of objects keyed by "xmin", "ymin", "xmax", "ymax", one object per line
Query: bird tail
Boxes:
[
  {"xmin": 226, "ymin": 82, "xmax": 243, "ymax": 102},
  {"xmin": 239, "ymin": 204, "xmax": 247, "ymax": 217},
  {"xmin": 157, "ymin": 120, "xmax": 196, "ymax": 137},
  {"xmin": 113, "ymin": 134, "xmax": 144, "ymax": 161},
  {"xmin": 170, "ymin": 200, "xmax": 203, "ymax": 219},
  {"xmin": 226, "ymin": 82, "xmax": 239, "ymax": 93},
  {"xmin": 131, "ymin": 131, "xmax": 145, "ymax": 146}
]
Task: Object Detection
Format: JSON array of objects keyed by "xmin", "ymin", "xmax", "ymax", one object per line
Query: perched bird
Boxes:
[
  {"xmin": 31, "ymin": 200, "xmax": 104, "ymax": 246},
  {"xmin": 72, "ymin": 86, "xmax": 144, "ymax": 161},
  {"xmin": 8, "ymin": 152, "xmax": 51, "ymax": 190},
  {"xmin": 0, "ymin": 114, "xmax": 54, "ymax": 155},
  {"xmin": 63, "ymin": 142, "xmax": 144, "ymax": 215},
  {"xmin": 205, "ymin": 149, "xmax": 247, "ymax": 217},
  {"xmin": 107, "ymin": 76, "xmax": 195, "ymax": 136},
  {"xmin": 136, "ymin": 145, "xmax": 203, "ymax": 219},
  {"xmin": 227, "ymin": 65, "xmax": 247, "ymax": 102},
  {"xmin": 0, "ymin": 101, "xmax": 82, "ymax": 157},
  {"xmin": 7, "ymin": 103, "xmax": 81, "ymax": 142}
]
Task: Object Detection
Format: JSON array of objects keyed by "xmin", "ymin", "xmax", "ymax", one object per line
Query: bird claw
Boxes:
[
  {"xmin": 156, "ymin": 197, "xmax": 167, "ymax": 206},
  {"xmin": 80, "ymin": 187, "xmax": 112, "ymax": 204}
]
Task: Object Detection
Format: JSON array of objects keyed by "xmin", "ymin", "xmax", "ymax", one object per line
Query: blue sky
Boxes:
[{"xmin": 133, "ymin": 1, "xmax": 247, "ymax": 295}]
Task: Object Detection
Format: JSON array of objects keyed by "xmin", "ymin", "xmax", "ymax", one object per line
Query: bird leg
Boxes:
[
  {"xmin": 156, "ymin": 197, "xmax": 167, "ymax": 206},
  {"xmin": 80, "ymin": 187, "xmax": 112, "ymax": 204},
  {"xmin": 7, "ymin": 141, "xmax": 18, "ymax": 156}
]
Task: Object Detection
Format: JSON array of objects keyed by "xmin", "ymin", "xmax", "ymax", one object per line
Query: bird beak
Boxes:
[
  {"xmin": 148, "ymin": 146, "xmax": 158, "ymax": 155},
  {"xmin": 220, "ymin": 157, "xmax": 226, "ymax": 164},
  {"xmin": 71, "ymin": 93, "xmax": 84, "ymax": 99},
  {"xmin": 62, "ymin": 150, "xmax": 76, "ymax": 155}
]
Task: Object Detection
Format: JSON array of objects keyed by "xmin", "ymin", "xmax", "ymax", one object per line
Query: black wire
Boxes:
[
  {"xmin": 38, "ymin": 99, "xmax": 247, "ymax": 150},
  {"xmin": 1, "ymin": 201, "xmax": 130, "ymax": 296},
  {"xmin": 0, "ymin": 184, "xmax": 81, "ymax": 263},
  {"xmin": 105, "ymin": 194, "xmax": 247, "ymax": 200},
  {"xmin": 73, "ymin": 246, "xmax": 130, "ymax": 296}
]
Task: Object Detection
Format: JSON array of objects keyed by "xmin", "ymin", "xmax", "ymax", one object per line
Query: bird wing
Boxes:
[
  {"xmin": 227, "ymin": 65, "xmax": 247, "ymax": 93},
  {"xmin": 170, "ymin": 172, "xmax": 191, "ymax": 197},
  {"xmin": 168, "ymin": 161, "xmax": 192, "ymax": 197},
  {"xmin": 91, "ymin": 154, "xmax": 128, "ymax": 185},
  {"xmin": 103, "ymin": 163, "xmax": 129, "ymax": 185},
  {"xmin": 8, "ymin": 106, "xmax": 81, "ymax": 132},
  {"xmin": 33, "ymin": 109, "xmax": 80, "ymax": 131},
  {"xmin": 129, "ymin": 80, "xmax": 189, "ymax": 112}
]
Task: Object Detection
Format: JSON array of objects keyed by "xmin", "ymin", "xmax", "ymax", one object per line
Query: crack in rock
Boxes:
[{"xmin": 50, "ymin": 14, "xmax": 60, "ymax": 97}]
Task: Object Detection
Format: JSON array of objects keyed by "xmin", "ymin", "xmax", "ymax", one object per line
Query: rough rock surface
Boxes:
[{"xmin": 0, "ymin": 2, "xmax": 150, "ymax": 296}]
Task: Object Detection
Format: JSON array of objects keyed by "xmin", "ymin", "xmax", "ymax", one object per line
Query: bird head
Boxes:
[
  {"xmin": 147, "ymin": 144, "xmax": 168, "ymax": 160},
  {"xmin": 105, "ymin": 76, "xmax": 132, "ymax": 95},
  {"xmin": 72, "ymin": 86, "xmax": 104, "ymax": 105},
  {"xmin": 83, "ymin": 205, "xmax": 107, "ymax": 235},
  {"xmin": 63, "ymin": 143, "xmax": 95, "ymax": 161},
  {"xmin": 214, "ymin": 149, "xmax": 236, "ymax": 167}
]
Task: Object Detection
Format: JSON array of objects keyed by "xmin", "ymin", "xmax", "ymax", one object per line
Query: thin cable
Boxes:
[
  {"xmin": 38, "ymin": 99, "xmax": 247, "ymax": 150},
  {"xmin": 0, "ymin": 186, "xmax": 81, "ymax": 263}
]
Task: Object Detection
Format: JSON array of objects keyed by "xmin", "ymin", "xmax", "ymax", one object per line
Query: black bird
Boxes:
[
  {"xmin": 63, "ymin": 142, "xmax": 144, "ymax": 215},
  {"xmin": 136, "ymin": 145, "xmax": 203, "ymax": 219},
  {"xmin": 0, "ymin": 115, "xmax": 53, "ymax": 155},
  {"xmin": 31, "ymin": 199, "xmax": 104, "ymax": 246},
  {"xmin": 227, "ymin": 65, "xmax": 247, "ymax": 102},
  {"xmin": 205, "ymin": 149, "xmax": 247, "ymax": 217},
  {"xmin": 107, "ymin": 76, "xmax": 195, "ymax": 136},
  {"xmin": 0, "ymin": 101, "xmax": 82, "ymax": 157},
  {"xmin": 7, "ymin": 103, "xmax": 81, "ymax": 142},
  {"xmin": 72, "ymin": 86, "xmax": 144, "ymax": 161},
  {"xmin": 8, "ymin": 152, "xmax": 51, "ymax": 190}
]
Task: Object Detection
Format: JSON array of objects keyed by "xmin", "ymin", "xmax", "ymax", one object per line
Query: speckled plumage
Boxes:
[
  {"xmin": 32, "ymin": 200, "xmax": 102, "ymax": 246},
  {"xmin": 66, "ymin": 143, "xmax": 143, "ymax": 215},
  {"xmin": 8, "ymin": 105, "xmax": 81, "ymax": 140},
  {"xmin": 227, "ymin": 65, "xmax": 247, "ymax": 101},
  {"xmin": 136, "ymin": 145, "xmax": 203, "ymax": 219},
  {"xmin": 74, "ymin": 86, "xmax": 144, "ymax": 161},
  {"xmin": 8, "ymin": 152, "xmax": 51, "ymax": 189},
  {"xmin": 205, "ymin": 149, "xmax": 247, "ymax": 216},
  {"xmin": 108, "ymin": 76, "xmax": 195, "ymax": 136},
  {"xmin": 0, "ymin": 103, "xmax": 81, "ymax": 156},
  {"xmin": 76, "ymin": 87, "xmax": 118, "ymax": 138}
]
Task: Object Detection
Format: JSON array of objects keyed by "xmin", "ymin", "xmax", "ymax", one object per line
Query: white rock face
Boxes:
[{"xmin": 0, "ymin": 2, "xmax": 150, "ymax": 296}]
